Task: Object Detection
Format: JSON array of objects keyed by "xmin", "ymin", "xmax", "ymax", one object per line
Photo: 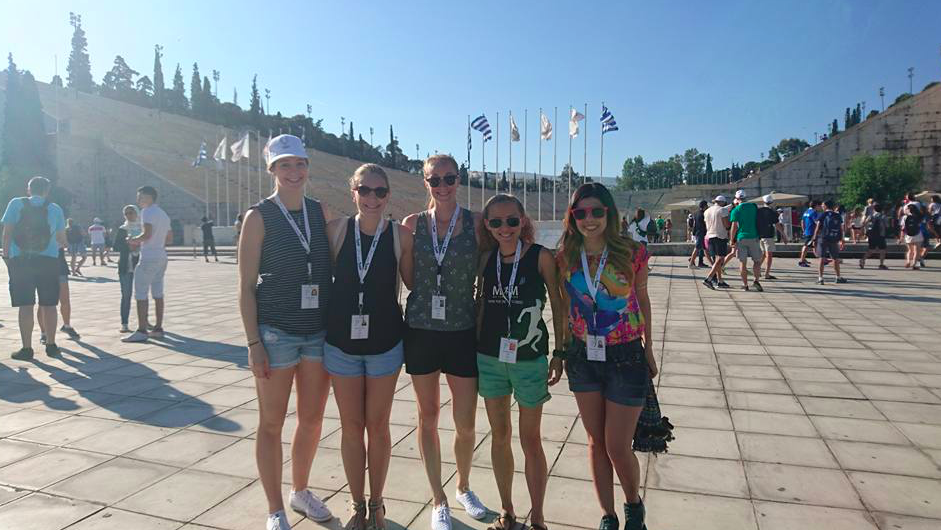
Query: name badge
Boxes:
[
  {"xmin": 586, "ymin": 335, "xmax": 606, "ymax": 362},
  {"xmin": 350, "ymin": 315, "xmax": 369, "ymax": 340},
  {"xmin": 301, "ymin": 284, "xmax": 319, "ymax": 309},
  {"xmin": 498, "ymin": 337, "xmax": 519, "ymax": 364},
  {"xmin": 431, "ymin": 295, "xmax": 446, "ymax": 320}
]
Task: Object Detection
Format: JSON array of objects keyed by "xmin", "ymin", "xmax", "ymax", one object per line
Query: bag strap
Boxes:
[
  {"xmin": 390, "ymin": 220, "xmax": 403, "ymax": 304},
  {"xmin": 331, "ymin": 216, "xmax": 350, "ymax": 263}
]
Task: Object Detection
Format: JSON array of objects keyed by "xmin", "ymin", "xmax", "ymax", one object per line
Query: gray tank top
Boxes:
[{"xmin": 405, "ymin": 208, "xmax": 477, "ymax": 331}]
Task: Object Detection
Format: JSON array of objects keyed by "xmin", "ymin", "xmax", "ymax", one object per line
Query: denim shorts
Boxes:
[
  {"xmin": 259, "ymin": 324, "xmax": 326, "ymax": 369},
  {"xmin": 324, "ymin": 341, "xmax": 404, "ymax": 378},
  {"xmin": 565, "ymin": 338, "xmax": 650, "ymax": 407}
]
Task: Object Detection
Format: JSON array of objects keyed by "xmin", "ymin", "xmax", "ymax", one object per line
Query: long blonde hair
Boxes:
[
  {"xmin": 478, "ymin": 194, "xmax": 535, "ymax": 253},
  {"xmin": 423, "ymin": 154, "xmax": 460, "ymax": 209},
  {"xmin": 557, "ymin": 182, "xmax": 638, "ymax": 284}
]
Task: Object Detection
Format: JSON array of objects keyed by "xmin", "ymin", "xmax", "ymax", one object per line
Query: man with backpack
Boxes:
[
  {"xmin": 812, "ymin": 199, "xmax": 847, "ymax": 284},
  {"xmin": 860, "ymin": 202, "xmax": 888, "ymax": 270},
  {"xmin": 688, "ymin": 200, "xmax": 708, "ymax": 269},
  {"xmin": 1, "ymin": 177, "xmax": 67, "ymax": 360},
  {"xmin": 756, "ymin": 194, "xmax": 787, "ymax": 280}
]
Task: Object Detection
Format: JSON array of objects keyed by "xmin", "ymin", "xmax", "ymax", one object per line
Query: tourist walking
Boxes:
[
  {"xmin": 756, "ymin": 194, "xmax": 787, "ymax": 280},
  {"xmin": 558, "ymin": 182, "xmax": 655, "ymax": 530},
  {"xmin": 702, "ymin": 195, "xmax": 732, "ymax": 289},
  {"xmin": 200, "ymin": 216, "xmax": 219, "ymax": 262},
  {"xmin": 729, "ymin": 190, "xmax": 764, "ymax": 291},
  {"xmin": 238, "ymin": 135, "xmax": 335, "ymax": 530},
  {"xmin": 929, "ymin": 195, "xmax": 941, "ymax": 249},
  {"xmin": 65, "ymin": 218, "xmax": 86, "ymax": 275},
  {"xmin": 797, "ymin": 200, "xmax": 821, "ymax": 267},
  {"xmin": 688, "ymin": 200, "xmax": 708, "ymax": 269},
  {"xmin": 812, "ymin": 200, "xmax": 847, "ymax": 284},
  {"xmin": 403, "ymin": 154, "xmax": 488, "ymax": 530},
  {"xmin": 38, "ymin": 248, "xmax": 81, "ymax": 344},
  {"xmin": 899, "ymin": 202, "xmax": 924, "ymax": 270},
  {"xmin": 2, "ymin": 177, "xmax": 67, "ymax": 360},
  {"xmin": 324, "ymin": 164, "xmax": 415, "ymax": 530},
  {"xmin": 112, "ymin": 205, "xmax": 142, "ymax": 333},
  {"xmin": 860, "ymin": 202, "xmax": 888, "ymax": 269},
  {"xmin": 87, "ymin": 217, "xmax": 108, "ymax": 265},
  {"xmin": 122, "ymin": 186, "xmax": 172, "ymax": 342},
  {"xmin": 475, "ymin": 194, "xmax": 565, "ymax": 530}
]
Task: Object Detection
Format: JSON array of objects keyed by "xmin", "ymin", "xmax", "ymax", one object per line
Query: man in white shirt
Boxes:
[
  {"xmin": 626, "ymin": 208, "xmax": 651, "ymax": 245},
  {"xmin": 87, "ymin": 218, "xmax": 109, "ymax": 266},
  {"xmin": 702, "ymin": 195, "xmax": 732, "ymax": 289},
  {"xmin": 123, "ymin": 186, "xmax": 172, "ymax": 342}
]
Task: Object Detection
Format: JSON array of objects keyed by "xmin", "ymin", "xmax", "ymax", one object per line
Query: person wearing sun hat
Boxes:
[
  {"xmin": 238, "ymin": 134, "xmax": 337, "ymax": 530},
  {"xmin": 729, "ymin": 189, "xmax": 764, "ymax": 291},
  {"xmin": 702, "ymin": 194, "xmax": 732, "ymax": 289}
]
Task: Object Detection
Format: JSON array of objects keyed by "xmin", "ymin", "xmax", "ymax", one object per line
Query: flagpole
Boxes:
[
  {"xmin": 495, "ymin": 111, "xmax": 500, "ymax": 196},
  {"xmin": 204, "ymin": 166, "xmax": 209, "ymax": 217},
  {"xmin": 523, "ymin": 109, "xmax": 528, "ymax": 212},
  {"xmin": 481, "ymin": 130, "xmax": 485, "ymax": 210},
  {"xmin": 584, "ymin": 103, "xmax": 588, "ymax": 185},
  {"xmin": 568, "ymin": 106, "xmax": 573, "ymax": 205},
  {"xmin": 600, "ymin": 102, "xmax": 605, "ymax": 181},
  {"xmin": 225, "ymin": 151, "xmax": 231, "ymax": 225},
  {"xmin": 508, "ymin": 111, "xmax": 513, "ymax": 195},
  {"xmin": 467, "ymin": 115, "xmax": 471, "ymax": 210},
  {"xmin": 553, "ymin": 106, "xmax": 558, "ymax": 221},
  {"xmin": 257, "ymin": 131, "xmax": 263, "ymax": 203},
  {"xmin": 538, "ymin": 108, "xmax": 542, "ymax": 222}
]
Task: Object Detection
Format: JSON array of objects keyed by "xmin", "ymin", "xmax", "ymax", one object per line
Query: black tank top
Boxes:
[
  {"xmin": 326, "ymin": 218, "xmax": 403, "ymax": 354},
  {"xmin": 479, "ymin": 243, "xmax": 550, "ymax": 361},
  {"xmin": 254, "ymin": 197, "xmax": 331, "ymax": 335}
]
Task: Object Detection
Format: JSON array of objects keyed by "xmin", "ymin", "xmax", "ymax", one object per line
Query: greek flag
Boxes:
[
  {"xmin": 471, "ymin": 115, "xmax": 492, "ymax": 141},
  {"xmin": 192, "ymin": 142, "xmax": 208, "ymax": 167},
  {"xmin": 467, "ymin": 123, "xmax": 472, "ymax": 152},
  {"xmin": 601, "ymin": 105, "xmax": 619, "ymax": 134}
]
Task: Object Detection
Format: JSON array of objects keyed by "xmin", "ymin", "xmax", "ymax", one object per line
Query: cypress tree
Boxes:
[
  {"xmin": 249, "ymin": 75, "xmax": 262, "ymax": 124},
  {"xmin": 66, "ymin": 12, "xmax": 94, "ymax": 92},
  {"xmin": 190, "ymin": 63, "xmax": 202, "ymax": 117},
  {"xmin": 168, "ymin": 63, "xmax": 187, "ymax": 112},
  {"xmin": 152, "ymin": 45, "xmax": 165, "ymax": 109}
]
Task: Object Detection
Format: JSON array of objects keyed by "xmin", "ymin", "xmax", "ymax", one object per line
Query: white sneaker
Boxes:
[
  {"xmin": 266, "ymin": 510, "xmax": 290, "ymax": 530},
  {"xmin": 289, "ymin": 489, "xmax": 333, "ymax": 522},
  {"xmin": 121, "ymin": 330, "xmax": 149, "ymax": 342},
  {"xmin": 455, "ymin": 490, "xmax": 487, "ymax": 520},
  {"xmin": 431, "ymin": 503, "xmax": 452, "ymax": 530}
]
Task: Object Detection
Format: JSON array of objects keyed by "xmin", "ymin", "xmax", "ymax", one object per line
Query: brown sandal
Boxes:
[
  {"xmin": 487, "ymin": 511, "xmax": 516, "ymax": 530},
  {"xmin": 367, "ymin": 498, "xmax": 386, "ymax": 530},
  {"xmin": 346, "ymin": 500, "xmax": 367, "ymax": 530}
]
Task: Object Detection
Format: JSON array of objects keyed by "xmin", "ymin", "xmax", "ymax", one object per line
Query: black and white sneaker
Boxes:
[
  {"xmin": 703, "ymin": 278, "xmax": 716, "ymax": 290},
  {"xmin": 752, "ymin": 281, "xmax": 764, "ymax": 292}
]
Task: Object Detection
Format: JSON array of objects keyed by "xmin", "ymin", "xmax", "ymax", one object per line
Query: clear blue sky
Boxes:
[{"xmin": 2, "ymin": 0, "xmax": 939, "ymax": 178}]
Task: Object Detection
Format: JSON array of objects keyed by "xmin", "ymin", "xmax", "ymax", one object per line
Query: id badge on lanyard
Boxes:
[
  {"xmin": 301, "ymin": 283, "xmax": 319, "ymax": 309},
  {"xmin": 430, "ymin": 209, "xmax": 459, "ymax": 321},
  {"xmin": 352, "ymin": 217, "xmax": 384, "ymax": 339},
  {"xmin": 499, "ymin": 337, "xmax": 519, "ymax": 364},
  {"xmin": 497, "ymin": 241, "xmax": 522, "ymax": 363},
  {"xmin": 273, "ymin": 195, "xmax": 317, "ymax": 310},
  {"xmin": 581, "ymin": 247, "xmax": 609, "ymax": 362}
]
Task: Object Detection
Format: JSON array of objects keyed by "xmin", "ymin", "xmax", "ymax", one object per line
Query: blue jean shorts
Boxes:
[
  {"xmin": 324, "ymin": 341, "xmax": 404, "ymax": 378},
  {"xmin": 565, "ymin": 338, "xmax": 650, "ymax": 407},
  {"xmin": 259, "ymin": 324, "xmax": 326, "ymax": 369}
]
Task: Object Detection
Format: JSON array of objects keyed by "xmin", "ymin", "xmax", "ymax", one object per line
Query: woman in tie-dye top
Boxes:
[{"xmin": 556, "ymin": 182, "xmax": 655, "ymax": 530}]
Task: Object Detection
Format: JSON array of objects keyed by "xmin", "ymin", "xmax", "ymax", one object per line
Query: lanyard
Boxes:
[
  {"xmin": 272, "ymin": 194, "xmax": 312, "ymax": 279},
  {"xmin": 496, "ymin": 240, "xmax": 522, "ymax": 335},
  {"xmin": 430, "ymin": 207, "xmax": 460, "ymax": 291},
  {"xmin": 580, "ymin": 246, "xmax": 608, "ymax": 335},
  {"xmin": 354, "ymin": 215, "xmax": 385, "ymax": 314}
]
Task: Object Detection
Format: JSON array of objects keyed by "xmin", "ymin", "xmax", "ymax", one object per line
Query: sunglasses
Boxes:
[
  {"xmin": 487, "ymin": 217, "xmax": 521, "ymax": 229},
  {"xmin": 571, "ymin": 206, "xmax": 608, "ymax": 220},
  {"xmin": 354, "ymin": 185, "xmax": 389, "ymax": 199},
  {"xmin": 425, "ymin": 174, "xmax": 458, "ymax": 187}
]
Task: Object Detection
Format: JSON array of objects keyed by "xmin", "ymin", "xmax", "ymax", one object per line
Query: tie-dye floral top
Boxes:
[{"xmin": 562, "ymin": 245, "xmax": 649, "ymax": 344}]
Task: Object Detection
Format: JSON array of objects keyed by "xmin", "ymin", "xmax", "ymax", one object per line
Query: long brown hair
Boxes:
[
  {"xmin": 478, "ymin": 193, "xmax": 535, "ymax": 253},
  {"xmin": 557, "ymin": 182, "xmax": 638, "ymax": 283}
]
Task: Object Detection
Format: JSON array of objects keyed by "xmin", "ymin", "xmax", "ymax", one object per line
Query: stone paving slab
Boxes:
[{"xmin": 0, "ymin": 257, "xmax": 940, "ymax": 529}]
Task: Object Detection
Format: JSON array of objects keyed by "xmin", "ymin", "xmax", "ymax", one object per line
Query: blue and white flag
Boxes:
[
  {"xmin": 192, "ymin": 142, "xmax": 208, "ymax": 167},
  {"xmin": 471, "ymin": 115, "xmax": 492, "ymax": 142},
  {"xmin": 601, "ymin": 105, "xmax": 619, "ymax": 134},
  {"xmin": 467, "ymin": 123, "xmax": 472, "ymax": 152}
]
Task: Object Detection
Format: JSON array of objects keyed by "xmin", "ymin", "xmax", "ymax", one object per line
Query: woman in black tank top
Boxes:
[
  {"xmin": 324, "ymin": 164, "xmax": 414, "ymax": 530},
  {"xmin": 237, "ymin": 135, "xmax": 335, "ymax": 530}
]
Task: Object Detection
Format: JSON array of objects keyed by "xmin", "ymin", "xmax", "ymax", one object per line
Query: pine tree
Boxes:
[
  {"xmin": 705, "ymin": 154, "xmax": 714, "ymax": 178},
  {"xmin": 349, "ymin": 122, "xmax": 354, "ymax": 146},
  {"xmin": 66, "ymin": 12, "xmax": 94, "ymax": 92},
  {"xmin": 51, "ymin": 75, "xmax": 63, "ymax": 87},
  {"xmin": 232, "ymin": 87, "xmax": 238, "ymax": 107},
  {"xmin": 135, "ymin": 76, "xmax": 154, "ymax": 100},
  {"xmin": 152, "ymin": 45, "xmax": 165, "ymax": 109},
  {"xmin": 831, "ymin": 119, "xmax": 839, "ymax": 136},
  {"xmin": 190, "ymin": 63, "xmax": 202, "ymax": 118},
  {"xmin": 249, "ymin": 75, "xmax": 262, "ymax": 124},
  {"xmin": 101, "ymin": 55, "xmax": 138, "ymax": 102},
  {"xmin": 844, "ymin": 107, "xmax": 851, "ymax": 130},
  {"xmin": 202, "ymin": 76, "xmax": 214, "ymax": 121},
  {"xmin": 167, "ymin": 63, "xmax": 188, "ymax": 112}
]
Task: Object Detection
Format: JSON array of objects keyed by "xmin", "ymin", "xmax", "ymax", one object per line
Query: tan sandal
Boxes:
[
  {"xmin": 346, "ymin": 499, "xmax": 367, "ymax": 530},
  {"xmin": 367, "ymin": 498, "xmax": 386, "ymax": 530},
  {"xmin": 487, "ymin": 511, "xmax": 516, "ymax": 530}
]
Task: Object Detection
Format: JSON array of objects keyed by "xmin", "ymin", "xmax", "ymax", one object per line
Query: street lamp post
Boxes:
[
  {"xmin": 264, "ymin": 89, "xmax": 270, "ymax": 115},
  {"xmin": 908, "ymin": 67, "xmax": 914, "ymax": 94},
  {"xmin": 879, "ymin": 87, "xmax": 885, "ymax": 112},
  {"xmin": 369, "ymin": 127, "xmax": 374, "ymax": 147}
]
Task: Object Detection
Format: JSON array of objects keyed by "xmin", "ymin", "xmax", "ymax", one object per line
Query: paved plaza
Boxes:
[{"xmin": 1, "ymin": 256, "xmax": 940, "ymax": 530}]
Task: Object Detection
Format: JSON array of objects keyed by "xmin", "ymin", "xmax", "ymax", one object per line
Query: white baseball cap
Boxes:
[
  {"xmin": 713, "ymin": 195, "xmax": 728, "ymax": 203},
  {"xmin": 265, "ymin": 135, "xmax": 308, "ymax": 169},
  {"xmin": 762, "ymin": 194, "xmax": 774, "ymax": 204},
  {"xmin": 734, "ymin": 189, "xmax": 747, "ymax": 199},
  {"xmin": 93, "ymin": 217, "xmax": 102, "ymax": 223}
]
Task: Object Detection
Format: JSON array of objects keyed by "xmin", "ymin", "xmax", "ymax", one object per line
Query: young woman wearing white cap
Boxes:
[
  {"xmin": 324, "ymin": 164, "xmax": 414, "ymax": 530},
  {"xmin": 402, "ymin": 154, "xmax": 488, "ymax": 530},
  {"xmin": 238, "ymin": 134, "xmax": 335, "ymax": 530}
]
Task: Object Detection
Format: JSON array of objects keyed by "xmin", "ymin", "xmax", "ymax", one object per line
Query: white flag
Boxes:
[
  {"xmin": 569, "ymin": 109, "xmax": 585, "ymax": 138},
  {"xmin": 230, "ymin": 133, "xmax": 250, "ymax": 162},
  {"xmin": 213, "ymin": 137, "xmax": 227, "ymax": 161},
  {"xmin": 540, "ymin": 113, "xmax": 552, "ymax": 140},
  {"xmin": 510, "ymin": 114, "xmax": 520, "ymax": 142}
]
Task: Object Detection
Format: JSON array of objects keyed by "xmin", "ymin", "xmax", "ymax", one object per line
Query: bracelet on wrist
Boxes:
[
  {"xmin": 247, "ymin": 339, "xmax": 260, "ymax": 347},
  {"xmin": 551, "ymin": 348, "xmax": 567, "ymax": 360}
]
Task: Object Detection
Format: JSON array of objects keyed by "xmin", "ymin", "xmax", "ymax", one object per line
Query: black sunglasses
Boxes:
[
  {"xmin": 571, "ymin": 206, "xmax": 608, "ymax": 220},
  {"xmin": 425, "ymin": 174, "xmax": 458, "ymax": 187},
  {"xmin": 487, "ymin": 217, "xmax": 521, "ymax": 229},
  {"xmin": 354, "ymin": 185, "xmax": 389, "ymax": 199}
]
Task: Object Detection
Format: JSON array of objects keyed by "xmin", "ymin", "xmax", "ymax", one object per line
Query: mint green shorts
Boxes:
[{"xmin": 476, "ymin": 353, "xmax": 551, "ymax": 409}]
